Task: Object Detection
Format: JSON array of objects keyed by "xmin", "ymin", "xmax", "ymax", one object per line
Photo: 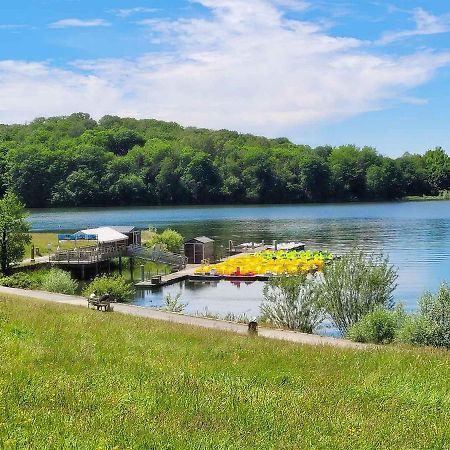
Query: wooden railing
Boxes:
[
  {"xmin": 49, "ymin": 244, "xmax": 127, "ymax": 265},
  {"xmin": 127, "ymin": 245, "xmax": 187, "ymax": 268}
]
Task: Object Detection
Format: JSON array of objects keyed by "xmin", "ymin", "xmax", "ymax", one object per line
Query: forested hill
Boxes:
[{"xmin": 0, "ymin": 112, "xmax": 449, "ymax": 208}]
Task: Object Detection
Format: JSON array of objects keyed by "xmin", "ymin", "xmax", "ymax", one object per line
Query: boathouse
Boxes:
[{"xmin": 184, "ymin": 236, "xmax": 215, "ymax": 264}]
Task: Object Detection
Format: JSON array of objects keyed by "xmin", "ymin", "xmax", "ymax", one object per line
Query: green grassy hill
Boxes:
[{"xmin": 1, "ymin": 295, "xmax": 450, "ymax": 449}]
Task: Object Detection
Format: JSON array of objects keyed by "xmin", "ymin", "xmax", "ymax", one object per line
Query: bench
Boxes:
[{"xmin": 87, "ymin": 295, "xmax": 115, "ymax": 312}]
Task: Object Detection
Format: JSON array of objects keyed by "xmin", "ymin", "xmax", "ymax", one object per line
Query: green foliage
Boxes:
[
  {"xmin": 40, "ymin": 269, "xmax": 78, "ymax": 295},
  {"xmin": 261, "ymin": 273, "xmax": 324, "ymax": 333},
  {"xmin": 2, "ymin": 296, "xmax": 450, "ymax": 448},
  {"xmin": 0, "ymin": 192, "xmax": 31, "ymax": 274},
  {"xmin": 163, "ymin": 293, "xmax": 188, "ymax": 313},
  {"xmin": 347, "ymin": 306, "xmax": 406, "ymax": 344},
  {"xmin": 0, "ymin": 272, "xmax": 35, "ymax": 289},
  {"xmin": 1, "ymin": 113, "xmax": 448, "ymax": 207},
  {"xmin": 397, "ymin": 316, "xmax": 439, "ymax": 347},
  {"xmin": 144, "ymin": 228, "xmax": 184, "ymax": 253},
  {"xmin": 83, "ymin": 275, "xmax": 135, "ymax": 302},
  {"xmin": 321, "ymin": 249, "xmax": 398, "ymax": 334},
  {"xmin": 399, "ymin": 283, "xmax": 450, "ymax": 348}
]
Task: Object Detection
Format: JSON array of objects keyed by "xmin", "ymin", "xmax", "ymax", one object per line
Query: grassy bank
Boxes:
[
  {"xmin": 1, "ymin": 296, "xmax": 450, "ymax": 449},
  {"xmin": 25, "ymin": 233, "xmax": 94, "ymax": 258},
  {"xmin": 403, "ymin": 194, "xmax": 450, "ymax": 202}
]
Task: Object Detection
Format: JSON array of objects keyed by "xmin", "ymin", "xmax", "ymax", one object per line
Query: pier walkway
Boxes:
[{"xmin": 134, "ymin": 264, "xmax": 199, "ymax": 287}]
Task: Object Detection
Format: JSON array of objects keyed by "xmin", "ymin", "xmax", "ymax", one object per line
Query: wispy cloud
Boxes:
[
  {"xmin": 49, "ymin": 18, "xmax": 110, "ymax": 29},
  {"xmin": 114, "ymin": 7, "xmax": 159, "ymax": 18},
  {"xmin": 0, "ymin": 24, "xmax": 28, "ymax": 30},
  {"xmin": 1, "ymin": 0, "xmax": 450, "ymax": 134},
  {"xmin": 379, "ymin": 8, "xmax": 450, "ymax": 44}
]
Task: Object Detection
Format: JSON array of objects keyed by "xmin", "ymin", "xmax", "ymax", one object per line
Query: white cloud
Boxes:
[
  {"xmin": 1, "ymin": 0, "xmax": 450, "ymax": 136},
  {"xmin": 379, "ymin": 8, "xmax": 450, "ymax": 44},
  {"xmin": 49, "ymin": 18, "xmax": 110, "ymax": 28},
  {"xmin": 114, "ymin": 7, "xmax": 159, "ymax": 18}
]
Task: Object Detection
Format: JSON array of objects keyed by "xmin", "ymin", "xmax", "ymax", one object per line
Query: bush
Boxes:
[
  {"xmin": 397, "ymin": 316, "xmax": 439, "ymax": 347},
  {"xmin": 347, "ymin": 306, "xmax": 406, "ymax": 344},
  {"xmin": 0, "ymin": 272, "xmax": 35, "ymax": 289},
  {"xmin": 260, "ymin": 273, "xmax": 323, "ymax": 333},
  {"xmin": 144, "ymin": 228, "xmax": 184, "ymax": 253},
  {"xmin": 41, "ymin": 269, "xmax": 78, "ymax": 295},
  {"xmin": 320, "ymin": 249, "xmax": 398, "ymax": 334},
  {"xmin": 83, "ymin": 275, "xmax": 135, "ymax": 302},
  {"xmin": 398, "ymin": 283, "xmax": 450, "ymax": 348},
  {"xmin": 163, "ymin": 293, "xmax": 187, "ymax": 313}
]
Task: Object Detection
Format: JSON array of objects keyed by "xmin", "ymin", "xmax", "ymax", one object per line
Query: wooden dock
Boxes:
[
  {"xmin": 134, "ymin": 264, "xmax": 199, "ymax": 288},
  {"xmin": 134, "ymin": 258, "xmax": 274, "ymax": 288}
]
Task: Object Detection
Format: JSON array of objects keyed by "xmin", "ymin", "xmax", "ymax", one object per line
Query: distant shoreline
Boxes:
[{"xmin": 25, "ymin": 196, "xmax": 450, "ymax": 212}]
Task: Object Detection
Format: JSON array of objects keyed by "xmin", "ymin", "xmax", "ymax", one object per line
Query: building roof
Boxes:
[
  {"xmin": 80, "ymin": 227, "xmax": 128, "ymax": 244},
  {"xmin": 109, "ymin": 226, "xmax": 139, "ymax": 234},
  {"xmin": 185, "ymin": 236, "xmax": 214, "ymax": 244}
]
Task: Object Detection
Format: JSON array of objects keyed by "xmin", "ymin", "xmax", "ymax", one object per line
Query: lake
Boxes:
[{"xmin": 29, "ymin": 201, "xmax": 450, "ymax": 315}]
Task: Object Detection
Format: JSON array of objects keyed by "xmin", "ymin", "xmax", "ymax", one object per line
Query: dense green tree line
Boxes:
[{"xmin": 0, "ymin": 112, "xmax": 449, "ymax": 207}]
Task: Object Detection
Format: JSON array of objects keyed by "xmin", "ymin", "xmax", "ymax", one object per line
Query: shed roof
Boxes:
[
  {"xmin": 80, "ymin": 227, "xmax": 128, "ymax": 244},
  {"xmin": 185, "ymin": 236, "xmax": 214, "ymax": 244},
  {"xmin": 110, "ymin": 226, "xmax": 139, "ymax": 234}
]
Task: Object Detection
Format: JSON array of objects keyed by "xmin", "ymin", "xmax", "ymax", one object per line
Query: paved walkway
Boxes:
[
  {"xmin": 18, "ymin": 255, "xmax": 49, "ymax": 267},
  {"xmin": 0, "ymin": 286, "xmax": 365, "ymax": 350}
]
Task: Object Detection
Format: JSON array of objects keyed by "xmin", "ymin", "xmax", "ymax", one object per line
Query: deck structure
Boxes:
[{"xmin": 50, "ymin": 226, "xmax": 187, "ymax": 278}]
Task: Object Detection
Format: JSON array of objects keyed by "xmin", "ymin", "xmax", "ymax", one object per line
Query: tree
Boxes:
[
  {"xmin": 366, "ymin": 160, "xmax": 403, "ymax": 199},
  {"xmin": 321, "ymin": 249, "xmax": 398, "ymax": 334},
  {"xmin": 181, "ymin": 152, "xmax": 220, "ymax": 203},
  {"xmin": 144, "ymin": 228, "xmax": 184, "ymax": 253},
  {"xmin": 261, "ymin": 273, "xmax": 324, "ymax": 333},
  {"xmin": 0, "ymin": 192, "xmax": 31, "ymax": 274},
  {"xmin": 51, "ymin": 169, "xmax": 103, "ymax": 207},
  {"xmin": 423, "ymin": 147, "xmax": 450, "ymax": 194}
]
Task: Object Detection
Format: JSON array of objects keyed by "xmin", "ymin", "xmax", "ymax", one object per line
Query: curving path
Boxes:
[{"xmin": 0, "ymin": 286, "xmax": 366, "ymax": 350}]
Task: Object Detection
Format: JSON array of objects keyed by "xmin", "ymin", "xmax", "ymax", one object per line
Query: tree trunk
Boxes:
[{"xmin": 1, "ymin": 229, "xmax": 8, "ymax": 274}]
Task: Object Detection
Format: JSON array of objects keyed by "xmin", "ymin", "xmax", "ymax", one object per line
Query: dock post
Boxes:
[
  {"xmin": 129, "ymin": 257, "xmax": 134, "ymax": 281},
  {"xmin": 140, "ymin": 264, "xmax": 145, "ymax": 282},
  {"xmin": 30, "ymin": 245, "xmax": 35, "ymax": 263}
]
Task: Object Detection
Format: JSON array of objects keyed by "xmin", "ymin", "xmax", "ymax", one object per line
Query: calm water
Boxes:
[{"xmin": 29, "ymin": 201, "xmax": 450, "ymax": 314}]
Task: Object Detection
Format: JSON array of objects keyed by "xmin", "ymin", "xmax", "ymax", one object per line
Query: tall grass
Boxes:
[{"xmin": 1, "ymin": 295, "xmax": 450, "ymax": 448}]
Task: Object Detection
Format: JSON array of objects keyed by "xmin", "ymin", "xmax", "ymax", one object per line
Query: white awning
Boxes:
[{"xmin": 80, "ymin": 227, "xmax": 128, "ymax": 244}]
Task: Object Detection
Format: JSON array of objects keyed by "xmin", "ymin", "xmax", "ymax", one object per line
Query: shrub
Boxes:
[
  {"xmin": 163, "ymin": 293, "xmax": 187, "ymax": 313},
  {"xmin": 397, "ymin": 316, "xmax": 439, "ymax": 347},
  {"xmin": 83, "ymin": 275, "xmax": 135, "ymax": 302},
  {"xmin": 260, "ymin": 273, "xmax": 323, "ymax": 333},
  {"xmin": 320, "ymin": 249, "xmax": 398, "ymax": 334},
  {"xmin": 0, "ymin": 272, "xmax": 35, "ymax": 289},
  {"xmin": 144, "ymin": 228, "xmax": 184, "ymax": 253},
  {"xmin": 41, "ymin": 269, "xmax": 78, "ymax": 295},
  {"xmin": 398, "ymin": 283, "xmax": 450, "ymax": 348},
  {"xmin": 347, "ymin": 306, "xmax": 406, "ymax": 344}
]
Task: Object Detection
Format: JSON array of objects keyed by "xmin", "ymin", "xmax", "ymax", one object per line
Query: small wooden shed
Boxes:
[{"xmin": 184, "ymin": 236, "xmax": 215, "ymax": 264}]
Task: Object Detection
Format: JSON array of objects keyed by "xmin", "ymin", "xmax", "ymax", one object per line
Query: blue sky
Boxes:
[{"xmin": 1, "ymin": 0, "xmax": 450, "ymax": 156}]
